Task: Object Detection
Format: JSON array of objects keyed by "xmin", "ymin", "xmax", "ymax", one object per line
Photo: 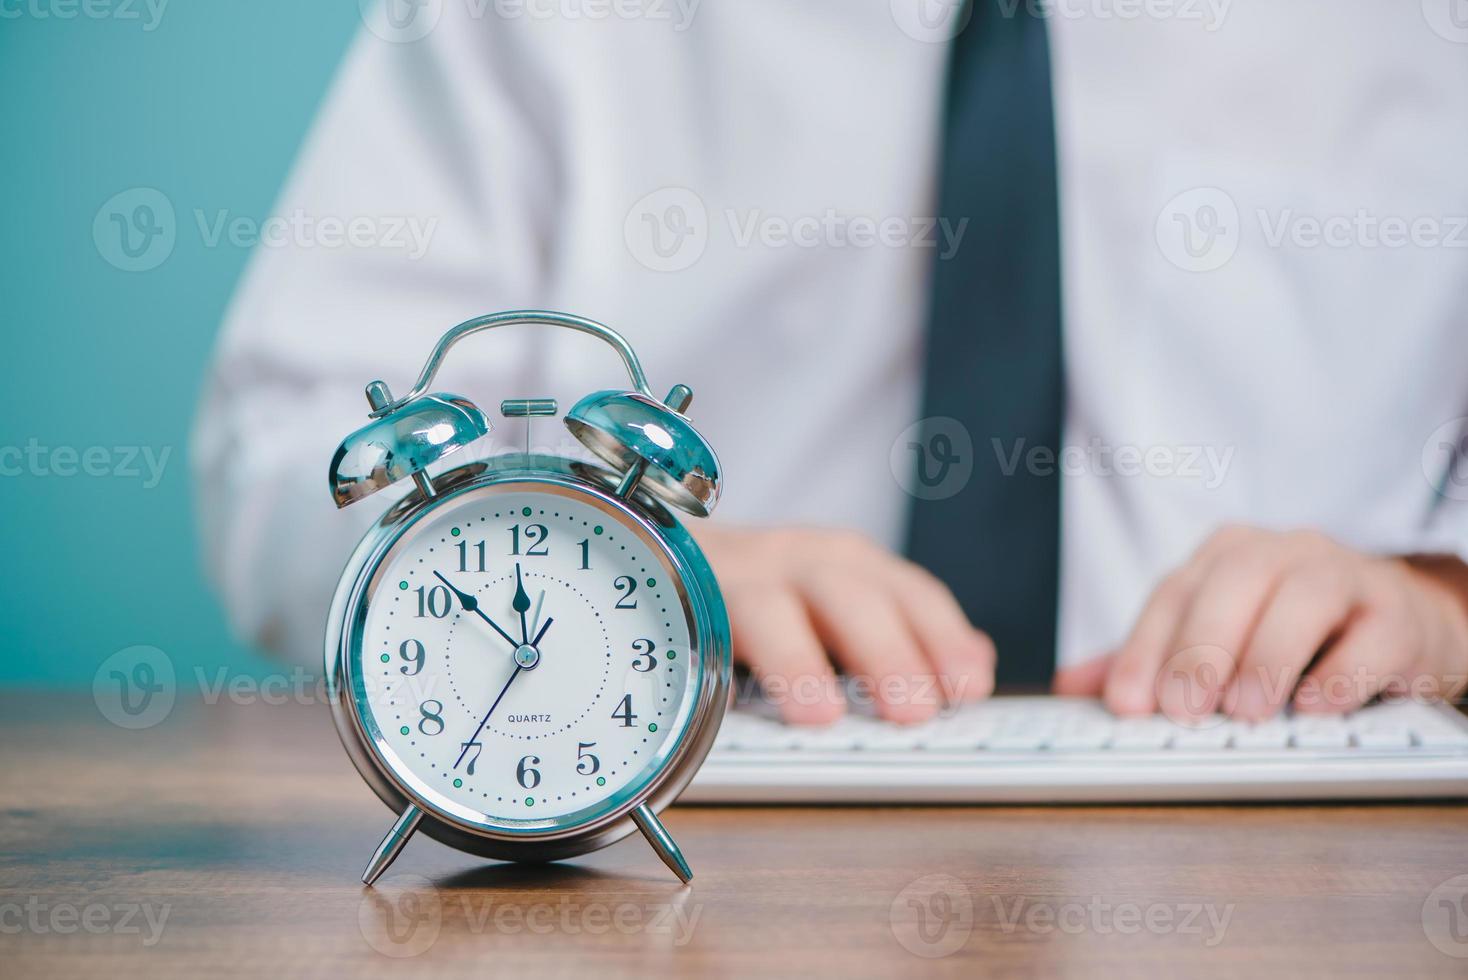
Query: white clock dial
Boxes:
[{"xmin": 353, "ymin": 484, "xmax": 700, "ymax": 826}]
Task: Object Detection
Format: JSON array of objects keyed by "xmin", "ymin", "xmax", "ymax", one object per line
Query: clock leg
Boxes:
[
  {"xmin": 631, "ymin": 803, "xmax": 693, "ymax": 884},
  {"xmin": 361, "ymin": 803, "xmax": 424, "ymax": 886}
]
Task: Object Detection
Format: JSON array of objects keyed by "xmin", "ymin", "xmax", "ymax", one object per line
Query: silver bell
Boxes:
[
  {"xmin": 565, "ymin": 385, "xmax": 721, "ymax": 517},
  {"xmin": 328, "ymin": 389, "xmax": 491, "ymax": 508}
]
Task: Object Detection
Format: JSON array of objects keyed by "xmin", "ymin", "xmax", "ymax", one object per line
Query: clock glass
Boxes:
[{"xmin": 350, "ymin": 482, "xmax": 701, "ymax": 831}]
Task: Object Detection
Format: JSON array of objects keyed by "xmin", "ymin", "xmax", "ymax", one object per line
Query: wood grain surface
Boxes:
[{"xmin": 2, "ymin": 693, "xmax": 1466, "ymax": 978}]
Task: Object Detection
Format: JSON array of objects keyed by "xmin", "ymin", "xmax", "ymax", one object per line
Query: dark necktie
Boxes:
[{"xmin": 904, "ymin": 0, "xmax": 1064, "ymax": 689}]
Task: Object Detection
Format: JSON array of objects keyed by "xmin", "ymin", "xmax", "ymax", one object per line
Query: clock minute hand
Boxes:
[
  {"xmin": 432, "ymin": 570, "xmax": 519, "ymax": 650},
  {"xmin": 452, "ymin": 614, "xmax": 554, "ymax": 771}
]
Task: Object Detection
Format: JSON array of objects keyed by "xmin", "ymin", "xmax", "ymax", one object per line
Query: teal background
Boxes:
[{"xmin": 0, "ymin": 3, "xmax": 360, "ymax": 685}]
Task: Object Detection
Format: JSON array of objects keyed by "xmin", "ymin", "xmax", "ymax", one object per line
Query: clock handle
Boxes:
[
  {"xmin": 369, "ymin": 310, "xmax": 655, "ymax": 419},
  {"xmin": 631, "ymin": 802, "xmax": 693, "ymax": 884},
  {"xmin": 361, "ymin": 803, "xmax": 424, "ymax": 887}
]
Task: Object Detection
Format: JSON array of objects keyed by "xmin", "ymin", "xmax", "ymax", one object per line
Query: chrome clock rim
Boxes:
[{"xmin": 325, "ymin": 457, "xmax": 731, "ymax": 861}]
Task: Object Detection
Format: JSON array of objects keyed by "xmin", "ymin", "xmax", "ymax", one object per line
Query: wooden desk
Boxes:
[{"xmin": 2, "ymin": 694, "xmax": 1466, "ymax": 977}]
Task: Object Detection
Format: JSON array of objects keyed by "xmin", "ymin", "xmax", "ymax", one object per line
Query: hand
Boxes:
[
  {"xmin": 454, "ymin": 615, "xmax": 553, "ymax": 772},
  {"xmin": 434, "ymin": 570, "xmax": 519, "ymax": 650},
  {"xmin": 695, "ymin": 525, "xmax": 995, "ymax": 725},
  {"xmin": 1054, "ymin": 525, "xmax": 1468, "ymax": 721}
]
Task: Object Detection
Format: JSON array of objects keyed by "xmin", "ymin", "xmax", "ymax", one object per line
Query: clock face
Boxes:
[{"xmin": 350, "ymin": 481, "xmax": 702, "ymax": 831}]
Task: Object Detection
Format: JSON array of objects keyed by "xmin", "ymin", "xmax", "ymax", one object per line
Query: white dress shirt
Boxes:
[{"xmin": 193, "ymin": 0, "xmax": 1468, "ymax": 670}]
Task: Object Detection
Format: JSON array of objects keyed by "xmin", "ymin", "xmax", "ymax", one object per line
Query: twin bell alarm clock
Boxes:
[{"xmin": 323, "ymin": 310, "xmax": 731, "ymax": 885}]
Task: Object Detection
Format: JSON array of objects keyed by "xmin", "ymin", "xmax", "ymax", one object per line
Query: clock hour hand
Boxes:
[
  {"xmin": 513, "ymin": 562, "xmax": 531, "ymax": 644},
  {"xmin": 433, "ymin": 570, "xmax": 519, "ymax": 650}
]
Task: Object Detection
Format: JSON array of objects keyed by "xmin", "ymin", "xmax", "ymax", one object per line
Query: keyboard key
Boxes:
[
  {"xmin": 1351, "ymin": 727, "xmax": 1412, "ymax": 749},
  {"xmin": 1107, "ymin": 719, "xmax": 1174, "ymax": 750},
  {"xmin": 1169, "ymin": 725, "xmax": 1234, "ymax": 750},
  {"xmin": 1231, "ymin": 721, "xmax": 1291, "ymax": 750}
]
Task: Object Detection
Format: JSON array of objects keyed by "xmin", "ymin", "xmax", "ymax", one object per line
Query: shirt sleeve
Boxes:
[{"xmin": 190, "ymin": 13, "xmax": 563, "ymax": 664}]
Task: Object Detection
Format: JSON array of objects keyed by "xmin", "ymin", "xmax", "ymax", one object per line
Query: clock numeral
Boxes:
[
  {"xmin": 509, "ymin": 523, "xmax": 549, "ymax": 557},
  {"xmin": 516, "ymin": 755, "xmax": 542, "ymax": 789},
  {"xmin": 456, "ymin": 539, "xmax": 487, "ymax": 573},
  {"xmin": 415, "ymin": 585, "xmax": 452, "ymax": 619},
  {"xmin": 577, "ymin": 538, "xmax": 591, "ymax": 570},
  {"xmin": 612, "ymin": 694, "xmax": 638, "ymax": 727},
  {"xmin": 458, "ymin": 740, "xmax": 482, "ymax": 775},
  {"xmin": 576, "ymin": 741, "xmax": 600, "ymax": 776},
  {"xmin": 417, "ymin": 699, "xmax": 445, "ymax": 736},
  {"xmin": 399, "ymin": 639, "xmax": 426, "ymax": 676},
  {"xmin": 613, "ymin": 575, "xmax": 638, "ymax": 609},
  {"xmin": 631, "ymin": 638, "xmax": 657, "ymax": 672}
]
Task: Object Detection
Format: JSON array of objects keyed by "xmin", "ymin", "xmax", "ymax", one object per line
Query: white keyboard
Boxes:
[{"xmin": 683, "ymin": 697, "xmax": 1468, "ymax": 803}]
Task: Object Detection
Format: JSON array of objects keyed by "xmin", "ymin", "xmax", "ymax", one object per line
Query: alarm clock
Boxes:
[{"xmin": 324, "ymin": 310, "xmax": 731, "ymax": 886}]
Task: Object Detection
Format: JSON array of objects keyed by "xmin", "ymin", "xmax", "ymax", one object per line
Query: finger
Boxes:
[
  {"xmin": 1053, "ymin": 652, "xmax": 1114, "ymax": 697},
  {"xmin": 886, "ymin": 564, "xmax": 996, "ymax": 705},
  {"xmin": 1224, "ymin": 559, "xmax": 1361, "ymax": 721},
  {"xmin": 726, "ymin": 587, "xmax": 844, "ymax": 725},
  {"xmin": 1294, "ymin": 608, "xmax": 1415, "ymax": 714},
  {"xmin": 1105, "ymin": 567, "xmax": 1204, "ymax": 716},
  {"xmin": 1157, "ymin": 543, "xmax": 1292, "ymax": 722},
  {"xmin": 800, "ymin": 577, "xmax": 938, "ymax": 724}
]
